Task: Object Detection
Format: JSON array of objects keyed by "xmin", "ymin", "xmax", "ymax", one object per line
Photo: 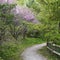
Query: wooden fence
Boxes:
[{"xmin": 47, "ymin": 42, "xmax": 60, "ymax": 56}]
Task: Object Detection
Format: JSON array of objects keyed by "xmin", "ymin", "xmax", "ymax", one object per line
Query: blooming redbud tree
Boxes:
[
  {"xmin": 12, "ymin": 5, "xmax": 39, "ymax": 23},
  {"xmin": 0, "ymin": 0, "xmax": 16, "ymax": 4},
  {"xmin": 0, "ymin": 0, "xmax": 38, "ymax": 23}
]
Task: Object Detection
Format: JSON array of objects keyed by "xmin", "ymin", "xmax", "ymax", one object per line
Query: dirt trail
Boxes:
[{"xmin": 21, "ymin": 43, "xmax": 47, "ymax": 60}]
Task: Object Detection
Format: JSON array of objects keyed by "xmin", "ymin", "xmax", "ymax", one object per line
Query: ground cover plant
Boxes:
[{"xmin": 38, "ymin": 47, "xmax": 60, "ymax": 60}]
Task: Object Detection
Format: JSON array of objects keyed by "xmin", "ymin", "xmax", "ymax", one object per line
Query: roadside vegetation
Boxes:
[{"xmin": 38, "ymin": 47, "xmax": 60, "ymax": 60}]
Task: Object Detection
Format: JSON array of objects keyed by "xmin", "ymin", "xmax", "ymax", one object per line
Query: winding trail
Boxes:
[{"xmin": 21, "ymin": 43, "xmax": 47, "ymax": 60}]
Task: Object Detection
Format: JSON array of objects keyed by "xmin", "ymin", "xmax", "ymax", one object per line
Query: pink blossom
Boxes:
[
  {"xmin": 0, "ymin": 0, "xmax": 39, "ymax": 23},
  {"xmin": 0, "ymin": 0, "xmax": 7, "ymax": 4},
  {"xmin": 12, "ymin": 5, "xmax": 38, "ymax": 23},
  {"xmin": 0, "ymin": 0, "xmax": 16, "ymax": 4}
]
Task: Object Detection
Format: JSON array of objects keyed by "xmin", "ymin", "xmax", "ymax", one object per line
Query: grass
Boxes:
[
  {"xmin": 19, "ymin": 37, "xmax": 46, "ymax": 53},
  {"xmin": 38, "ymin": 47, "xmax": 60, "ymax": 60}
]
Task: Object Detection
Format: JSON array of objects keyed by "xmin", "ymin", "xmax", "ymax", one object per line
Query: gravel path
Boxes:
[{"xmin": 21, "ymin": 43, "xmax": 47, "ymax": 60}]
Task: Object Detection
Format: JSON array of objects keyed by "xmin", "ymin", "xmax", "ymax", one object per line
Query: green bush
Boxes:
[
  {"xmin": 53, "ymin": 34, "xmax": 60, "ymax": 45},
  {"xmin": 24, "ymin": 22, "xmax": 44, "ymax": 38},
  {"xmin": 45, "ymin": 31, "xmax": 60, "ymax": 45},
  {"xmin": 0, "ymin": 42, "xmax": 20, "ymax": 60},
  {"xmin": 0, "ymin": 57, "xmax": 3, "ymax": 60}
]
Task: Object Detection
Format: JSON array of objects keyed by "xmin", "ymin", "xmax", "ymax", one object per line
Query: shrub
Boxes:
[
  {"xmin": 53, "ymin": 34, "xmax": 60, "ymax": 45},
  {"xmin": 0, "ymin": 57, "xmax": 3, "ymax": 60},
  {"xmin": 0, "ymin": 42, "xmax": 20, "ymax": 60}
]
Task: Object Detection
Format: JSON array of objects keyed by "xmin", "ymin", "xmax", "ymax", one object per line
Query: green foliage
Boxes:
[
  {"xmin": 0, "ymin": 43, "xmax": 20, "ymax": 60},
  {"xmin": 0, "ymin": 57, "xmax": 3, "ymax": 60},
  {"xmin": 0, "ymin": 3, "xmax": 16, "ymax": 44},
  {"xmin": 53, "ymin": 33, "xmax": 60, "ymax": 45},
  {"xmin": 9, "ymin": 24, "xmax": 21, "ymax": 40},
  {"xmin": 17, "ymin": 0, "xmax": 24, "ymax": 5},
  {"xmin": 39, "ymin": 47, "xmax": 60, "ymax": 60},
  {"xmin": 0, "ymin": 4, "xmax": 15, "ymax": 25},
  {"xmin": 30, "ymin": 0, "xmax": 60, "ymax": 45},
  {"xmin": 23, "ymin": 22, "xmax": 47, "ymax": 39},
  {"xmin": 0, "ymin": 20, "xmax": 7, "ymax": 44}
]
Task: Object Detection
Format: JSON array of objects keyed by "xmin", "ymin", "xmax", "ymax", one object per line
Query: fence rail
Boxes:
[{"xmin": 47, "ymin": 42, "xmax": 60, "ymax": 56}]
